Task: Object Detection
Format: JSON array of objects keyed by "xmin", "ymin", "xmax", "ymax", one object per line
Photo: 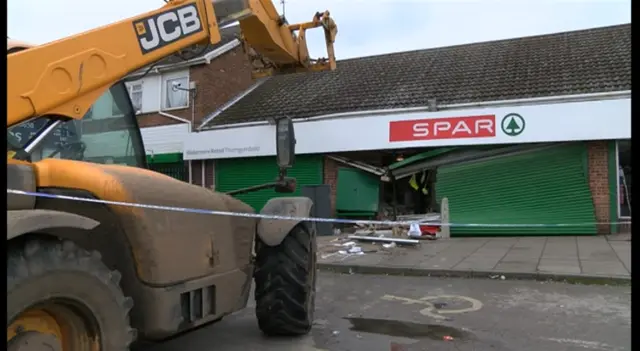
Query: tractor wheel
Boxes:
[
  {"xmin": 7, "ymin": 238, "xmax": 136, "ymax": 351},
  {"xmin": 254, "ymin": 224, "xmax": 317, "ymax": 336}
]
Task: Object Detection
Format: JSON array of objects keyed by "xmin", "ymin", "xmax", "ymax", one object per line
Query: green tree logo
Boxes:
[{"xmin": 501, "ymin": 113, "xmax": 525, "ymax": 136}]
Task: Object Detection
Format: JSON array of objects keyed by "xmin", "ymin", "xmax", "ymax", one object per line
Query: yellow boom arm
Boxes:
[{"xmin": 7, "ymin": 0, "xmax": 337, "ymax": 127}]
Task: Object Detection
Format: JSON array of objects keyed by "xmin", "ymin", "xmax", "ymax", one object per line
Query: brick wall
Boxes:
[
  {"xmin": 137, "ymin": 46, "xmax": 254, "ymax": 129},
  {"xmin": 323, "ymin": 157, "xmax": 339, "ymax": 215},
  {"xmin": 587, "ymin": 141, "xmax": 611, "ymax": 234}
]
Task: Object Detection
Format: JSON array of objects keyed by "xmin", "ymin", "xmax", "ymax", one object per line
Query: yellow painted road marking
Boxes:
[{"xmin": 381, "ymin": 294, "xmax": 483, "ymax": 320}]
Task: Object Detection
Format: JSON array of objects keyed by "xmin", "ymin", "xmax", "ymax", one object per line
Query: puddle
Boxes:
[
  {"xmin": 433, "ymin": 302, "xmax": 447, "ymax": 309},
  {"xmin": 344, "ymin": 317, "xmax": 474, "ymax": 341}
]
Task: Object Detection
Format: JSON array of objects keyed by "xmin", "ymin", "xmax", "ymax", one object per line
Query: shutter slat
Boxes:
[
  {"xmin": 216, "ymin": 155, "xmax": 323, "ymax": 211},
  {"xmin": 436, "ymin": 143, "xmax": 597, "ymax": 235}
]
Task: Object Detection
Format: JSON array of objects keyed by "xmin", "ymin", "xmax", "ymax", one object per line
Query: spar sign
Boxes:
[
  {"xmin": 184, "ymin": 97, "xmax": 629, "ymax": 160},
  {"xmin": 389, "ymin": 114, "xmax": 497, "ymax": 142}
]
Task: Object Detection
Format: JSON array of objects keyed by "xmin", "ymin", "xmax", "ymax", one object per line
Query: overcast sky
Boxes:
[{"xmin": 9, "ymin": 0, "xmax": 630, "ymax": 60}]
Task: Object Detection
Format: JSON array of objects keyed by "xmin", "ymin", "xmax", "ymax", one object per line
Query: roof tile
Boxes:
[{"xmin": 206, "ymin": 24, "xmax": 631, "ymax": 127}]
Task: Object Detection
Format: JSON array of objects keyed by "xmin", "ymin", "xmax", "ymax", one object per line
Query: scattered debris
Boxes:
[
  {"xmin": 354, "ymin": 229, "xmax": 394, "ymax": 237},
  {"xmin": 340, "ymin": 241, "xmax": 357, "ymax": 247},
  {"xmin": 338, "ymin": 250, "xmax": 364, "ymax": 256},
  {"xmin": 443, "ymin": 335, "xmax": 454, "ymax": 341},
  {"xmin": 320, "ymin": 236, "xmax": 375, "ymax": 259},
  {"xmin": 320, "ymin": 252, "xmax": 341, "ymax": 259},
  {"xmin": 320, "ymin": 219, "xmax": 439, "ymax": 261},
  {"xmin": 348, "ymin": 235, "xmax": 420, "ymax": 245},
  {"xmin": 408, "ymin": 223, "xmax": 422, "ymax": 237}
]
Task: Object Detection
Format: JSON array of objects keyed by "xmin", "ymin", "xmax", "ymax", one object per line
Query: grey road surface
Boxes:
[{"xmin": 138, "ymin": 272, "xmax": 631, "ymax": 351}]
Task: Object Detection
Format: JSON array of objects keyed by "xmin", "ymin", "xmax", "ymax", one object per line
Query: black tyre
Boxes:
[
  {"xmin": 7, "ymin": 238, "xmax": 136, "ymax": 351},
  {"xmin": 254, "ymin": 224, "xmax": 317, "ymax": 336}
]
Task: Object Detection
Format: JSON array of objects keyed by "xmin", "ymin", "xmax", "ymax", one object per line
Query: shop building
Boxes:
[
  {"xmin": 183, "ymin": 24, "xmax": 631, "ymax": 236},
  {"xmin": 123, "ymin": 25, "xmax": 256, "ymax": 182}
]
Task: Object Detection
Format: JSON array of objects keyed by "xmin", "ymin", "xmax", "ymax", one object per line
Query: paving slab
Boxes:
[
  {"xmin": 502, "ymin": 247, "xmax": 544, "ymax": 261},
  {"xmin": 494, "ymin": 261, "xmax": 538, "ymax": 273},
  {"xmin": 417, "ymin": 240, "xmax": 488, "ymax": 269},
  {"xmin": 473, "ymin": 244, "xmax": 511, "ymax": 255},
  {"xmin": 577, "ymin": 236, "xmax": 620, "ymax": 261},
  {"xmin": 382, "ymin": 250, "xmax": 425, "ymax": 268},
  {"xmin": 417, "ymin": 255, "xmax": 467, "ymax": 270},
  {"xmin": 342, "ymin": 253, "xmax": 387, "ymax": 266},
  {"xmin": 538, "ymin": 259, "xmax": 582, "ymax": 274},
  {"xmin": 483, "ymin": 237, "xmax": 519, "ymax": 247},
  {"xmin": 609, "ymin": 242, "xmax": 631, "ymax": 273},
  {"xmin": 317, "ymin": 236, "xmax": 631, "ymax": 284},
  {"xmin": 581, "ymin": 260, "xmax": 629, "ymax": 276},
  {"xmin": 542, "ymin": 238, "xmax": 578, "ymax": 258},
  {"xmin": 514, "ymin": 236, "xmax": 547, "ymax": 245},
  {"xmin": 452, "ymin": 256, "xmax": 501, "ymax": 271},
  {"xmin": 499, "ymin": 258, "xmax": 541, "ymax": 267}
]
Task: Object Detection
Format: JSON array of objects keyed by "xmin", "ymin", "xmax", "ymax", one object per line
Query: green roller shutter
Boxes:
[
  {"xmin": 336, "ymin": 168, "xmax": 380, "ymax": 216},
  {"xmin": 146, "ymin": 153, "xmax": 186, "ymax": 181},
  {"xmin": 216, "ymin": 155, "xmax": 323, "ymax": 211},
  {"xmin": 436, "ymin": 143, "xmax": 596, "ymax": 236},
  {"xmin": 148, "ymin": 162, "xmax": 187, "ymax": 181}
]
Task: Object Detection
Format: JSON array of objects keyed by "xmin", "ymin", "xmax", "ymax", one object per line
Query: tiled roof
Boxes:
[{"xmin": 205, "ymin": 24, "xmax": 631, "ymax": 127}]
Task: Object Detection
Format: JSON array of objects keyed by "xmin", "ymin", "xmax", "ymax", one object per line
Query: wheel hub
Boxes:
[{"xmin": 8, "ymin": 331, "xmax": 62, "ymax": 351}]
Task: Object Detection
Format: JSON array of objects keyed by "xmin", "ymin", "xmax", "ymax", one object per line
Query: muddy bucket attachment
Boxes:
[{"xmin": 211, "ymin": 0, "xmax": 338, "ymax": 78}]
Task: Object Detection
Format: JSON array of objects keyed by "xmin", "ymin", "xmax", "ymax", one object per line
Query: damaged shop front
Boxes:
[
  {"xmin": 328, "ymin": 142, "xmax": 603, "ymax": 236},
  {"xmin": 182, "ymin": 25, "xmax": 630, "ymax": 236},
  {"xmin": 184, "ymin": 95, "xmax": 630, "ymax": 236}
]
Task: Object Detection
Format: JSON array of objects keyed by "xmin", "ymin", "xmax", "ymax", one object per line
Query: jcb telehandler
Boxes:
[{"xmin": 7, "ymin": 0, "xmax": 338, "ymax": 349}]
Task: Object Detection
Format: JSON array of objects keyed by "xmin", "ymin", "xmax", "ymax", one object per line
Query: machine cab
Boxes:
[
  {"xmin": 7, "ymin": 39, "xmax": 295, "ymax": 182},
  {"xmin": 7, "ymin": 82, "xmax": 148, "ymax": 169}
]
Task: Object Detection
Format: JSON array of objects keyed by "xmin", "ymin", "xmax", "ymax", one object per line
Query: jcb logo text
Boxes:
[{"xmin": 133, "ymin": 4, "xmax": 202, "ymax": 54}]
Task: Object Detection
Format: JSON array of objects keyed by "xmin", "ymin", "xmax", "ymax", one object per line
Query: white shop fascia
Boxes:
[{"xmin": 182, "ymin": 91, "xmax": 631, "ymax": 161}]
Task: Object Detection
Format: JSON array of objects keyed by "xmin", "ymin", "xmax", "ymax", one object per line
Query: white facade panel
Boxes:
[
  {"xmin": 125, "ymin": 69, "xmax": 189, "ymax": 114},
  {"xmin": 183, "ymin": 97, "xmax": 631, "ymax": 160},
  {"xmin": 126, "ymin": 75, "xmax": 160, "ymax": 114},
  {"xmin": 141, "ymin": 123, "xmax": 190, "ymax": 155}
]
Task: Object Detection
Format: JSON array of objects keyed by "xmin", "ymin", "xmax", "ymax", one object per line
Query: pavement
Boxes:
[
  {"xmin": 137, "ymin": 272, "xmax": 631, "ymax": 351},
  {"xmin": 317, "ymin": 234, "xmax": 631, "ymax": 284}
]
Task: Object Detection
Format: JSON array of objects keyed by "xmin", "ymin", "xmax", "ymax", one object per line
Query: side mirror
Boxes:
[{"xmin": 275, "ymin": 117, "xmax": 296, "ymax": 168}]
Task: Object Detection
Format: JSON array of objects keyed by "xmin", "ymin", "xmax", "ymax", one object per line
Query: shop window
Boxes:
[
  {"xmin": 617, "ymin": 140, "xmax": 631, "ymax": 218},
  {"xmin": 163, "ymin": 76, "xmax": 190, "ymax": 109},
  {"xmin": 127, "ymin": 83, "xmax": 143, "ymax": 113}
]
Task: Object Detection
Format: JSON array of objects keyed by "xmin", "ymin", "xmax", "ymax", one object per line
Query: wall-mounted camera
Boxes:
[{"xmin": 171, "ymin": 81, "xmax": 197, "ymax": 92}]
